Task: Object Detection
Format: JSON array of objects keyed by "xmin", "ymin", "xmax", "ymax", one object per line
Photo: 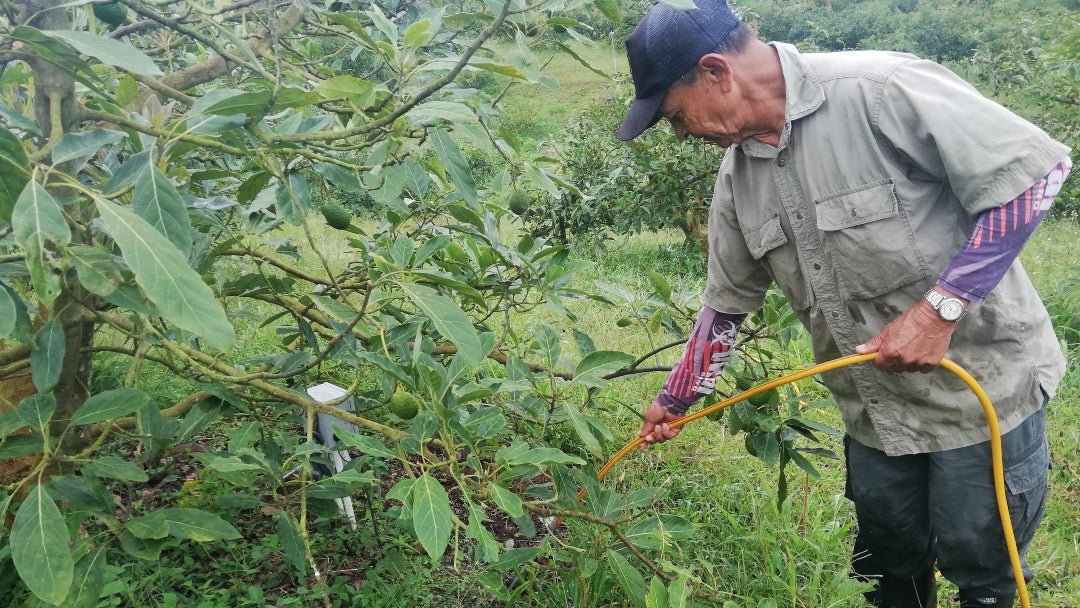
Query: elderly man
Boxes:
[{"xmin": 619, "ymin": 1, "xmax": 1072, "ymax": 607}]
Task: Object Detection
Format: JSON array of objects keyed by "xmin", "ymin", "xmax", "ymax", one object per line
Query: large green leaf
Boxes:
[
  {"xmin": 606, "ymin": 549, "xmax": 646, "ymax": 608},
  {"xmin": 144, "ymin": 507, "xmax": 242, "ymax": 541},
  {"xmin": 41, "ymin": 30, "xmax": 162, "ymax": 76},
  {"xmin": 273, "ymin": 511, "xmax": 307, "ymax": 577},
  {"xmin": 11, "ymin": 486, "xmax": 74, "ymax": 605},
  {"xmin": 668, "ymin": 574, "xmax": 691, "ymax": 608},
  {"xmin": 133, "ymin": 165, "xmax": 193, "ymax": 254},
  {"xmin": 0, "ymin": 127, "xmax": 29, "ymax": 222},
  {"xmin": 488, "ymin": 482, "xmax": 523, "ymax": 518},
  {"xmin": 30, "ymin": 317, "xmax": 65, "ymax": 393},
  {"xmin": 332, "ymin": 425, "xmax": 397, "ymax": 459},
  {"xmin": 17, "ymin": 393, "xmax": 56, "ymax": 433},
  {"xmin": 593, "ymin": 0, "xmax": 621, "ymax": 23},
  {"xmin": 95, "ymin": 198, "xmax": 234, "ymax": 351},
  {"xmin": 67, "ymin": 245, "xmax": 122, "ymax": 297},
  {"xmin": 59, "ymin": 547, "xmax": 107, "ymax": 608},
  {"xmin": 645, "ymin": 576, "xmax": 668, "ymax": 608},
  {"xmin": 625, "ymin": 515, "xmax": 695, "ymax": 551},
  {"xmin": 82, "ymin": 456, "xmax": 148, "ymax": 482},
  {"xmin": 399, "ymin": 282, "xmax": 483, "ymax": 367},
  {"xmin": 274, "ymin": 171, "xmax": 310, "ymax": 226},
  {"xmin": 0, "ymin": 283, "xmax": 16, "ymax": 339},
  {"xmin": 430, "ymin": 128, "xmax": 477, "ymax": 205},
  {"xmin": 563, "ymin": 403, "xmax": 603, "ymax": 457},
  {"xmin": 13, "ymin": 181, "xmax": 72, "ymax": 306},
  {"xmin": 51, "ymin": 128, "xmax": 125, "ymax": 165},
  {"xmin": 412, "ymin": 473, "xmax": 453, "ymax": 563},
  {"xmin": 573, "ymin": 350, "xmax": 635, "ymax": 386},
  {"xmin": 69, "ymin": 388, "xmax": 150, "ymax": 426}
]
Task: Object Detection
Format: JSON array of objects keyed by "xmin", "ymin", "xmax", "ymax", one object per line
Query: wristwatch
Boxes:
[{"xmin": 923, "ymin": 288, "xmax": 967, "ymax": 322}]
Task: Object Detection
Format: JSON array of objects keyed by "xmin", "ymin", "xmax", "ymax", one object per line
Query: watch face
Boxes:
[{"xmin": 939, "ymin": 299, "xmax": 965, "ymax": 321}]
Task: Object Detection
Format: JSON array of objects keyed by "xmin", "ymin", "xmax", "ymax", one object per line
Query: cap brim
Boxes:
[{"xmin": 617, "ymin": 90, "xmax": 667, "ymax": 141}]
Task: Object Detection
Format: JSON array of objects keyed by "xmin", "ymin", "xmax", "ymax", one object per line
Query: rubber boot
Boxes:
[
  {"xmin": 957, "ymin": 590, "xmax": 1015, "ymax": 607},
  {"xmin": 877, "ymin": 569, "xmax": 937, "ymax": 608}
]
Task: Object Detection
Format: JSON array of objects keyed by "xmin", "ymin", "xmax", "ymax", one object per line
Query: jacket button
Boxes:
[
  {"xmin": 812, "ymin": 263, "xmax": 821, "ymax": 270},
  {"xmin": 778, "ymin": 158, "xmax": 786, "ymax": 167},
  {"xmin": 795, "ymin": 212, "xmax": 804, "ymax": 220}
]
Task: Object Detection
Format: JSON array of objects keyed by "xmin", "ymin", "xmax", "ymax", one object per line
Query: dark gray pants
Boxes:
[{"xmin": 845, "ymin": 405, "xmax": 1049, "ymax": 597}]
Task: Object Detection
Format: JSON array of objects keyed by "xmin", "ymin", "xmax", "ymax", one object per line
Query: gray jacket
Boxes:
[{"xmin": 704, "ymin": 43, "xmax": 1069, "ymax": 455}]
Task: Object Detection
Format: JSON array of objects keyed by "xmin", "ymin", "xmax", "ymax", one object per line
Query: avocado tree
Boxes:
[{"xmin": 0, "ymin": 0, "xmax": 682, "ymax": 602}]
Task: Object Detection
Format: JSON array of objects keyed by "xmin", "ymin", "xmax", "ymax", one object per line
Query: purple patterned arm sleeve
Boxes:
[
  {"xmin": 657, "ymin": 307, "xmax": 747, "ymax": 416},
  {"xmin": 938, "ymin": 159, "xmax": 1072, "ymax": 302}
]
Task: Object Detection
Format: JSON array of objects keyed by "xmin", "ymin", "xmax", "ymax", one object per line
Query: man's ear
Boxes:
[{"xmin": 698, "ymin": 53, "xmax": 733, "ymax": 91}]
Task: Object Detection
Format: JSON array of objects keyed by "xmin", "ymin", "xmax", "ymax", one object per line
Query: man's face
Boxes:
[{"xmin": 659, "ymin": 76, "xmax": 740, "ymax": 147}]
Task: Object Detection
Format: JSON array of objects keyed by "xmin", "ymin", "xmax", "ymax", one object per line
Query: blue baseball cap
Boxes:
[{"xmin": 617, "ymin": 0, "xmax": 743, "ymax": 141}]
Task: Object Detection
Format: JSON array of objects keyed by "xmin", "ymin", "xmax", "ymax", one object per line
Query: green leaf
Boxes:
[
  {"xmin": 593, "ymin": 0, "xmax": 621, "ymax": 23},
  {"xmin": 573, "ymin": 350, "xmax": 635, "ymax": 381},
  {"xmin": 465, "ymin": 501, "xmax": 500, "ymax": 563},
  {"xmin": 67, "ymin": 245, "xmax": 122, "ymax": 297},
  {"xmin": 118, "ymin": 530, "xmax": 164, "ymax": 560},
  {"xmin": 82, "ymin": 456, "xmax": 148, "ymax": 482},
  {"xmin": 645, "ymin": 575, "xmax": 668, "ymax": 608},
  {"xmin": 200, "ymin": 89, "xmax": 270, "ymax": 116},
  {"xmin": 523, "ymin": 160, "xmax": 563, "ymax": 200},
  {"xmin": 51, "ymin": 128, "xmax": 124, "ymax": 165},
  {"xmin": 59, "ymin": 546, "xmax": 107, "ymax": 608},
  {"xmin": 95, "ymin": 198, "xmax": 234, "ymax": 351},
  {"xmin": 408, "ymin": 101, "xmax": 476, "ymax": 126},
  {"xmin": 668, "ymin": 575, "xmax": 691, "ymax": 608},
  {"xmin": 0, "ymin": 283, "xmax": 17, "ymax": 339},
  {"xmin": 399, "ymin": 282, "xmax": 483, "ymax": 367},
  {"xmin": 625, "ymin": 515, "xmax": 695, "ymax": 551},
  {"xmin": 0, "ymin": 434, "xmax": 44, "ymax": 460},
  {"xmin": 157, "ymin": 507, "xmax": 241, "ymax": 541},
  {"xmin": 412, "ymin": 473, "xmax": 453, "ymax": 564},
  {"xmin": 403, "ymin": 18, "xmax": 433, "ymax": 51},
  {"xmin": 274, "ymin": 171, "xmax": 310, "ymax": 226},
  {"xmin": 331, "ymin": 425, "xmax": 397, "ymax": 459},
  {"xmin": 488, "ymin": 482, "xmax": 523, "ymax": 519},
  {"xmin": 69, "ymin": 388, "xmax": 150, "ymax": 426},
  {"xmin": 41, "ymin": 30, "xmax": 162, "ymax": 76},
  {"xmin": 124, "ymin": 512, "xmax": 169, "ymax": 540},
  {"xmin": 133, "ymin": 165, "xmax": 193, "ymax": 254},
  {"xmin": 18, "ymin": 393, "xmax": 56, "ymax": 432},
  {"xmin": 501, "ymin": 446, "xmax": 585, "ymax": 467},
  {"xmin": 430, "ymin": 128, "xmax": 477, "ymax": 205},
  {"xmin": 647, "ymin": 270, "xmax": 673, "ymax": 301},
  {"xmin": 30, "ymin": 317, "xmax": 65, "ymax": 393},
  {"xmin": 274, "ymin": 510, "xmax": 307, "ymax": 577},
  {"xmin": 11, "ymin": 486, "xmax": 74, "ymax": 605},
  {"xmin": 13, "ymin": 180, "xmax": 71, "ymax": 306},
  {"xmin": 471, "ymin": 61, "xmax": 528, "ymax": 81},
  {"xmin": 564, "ymin": 403, "xmax": 603, "ymax": 457},
  {"xmin": 0, "ymin": 127, "xmax": 30, "ymax": 222},
  {"xmin": 606, "ymin": 549, "xmax": 647, "ymax": 608},
  {"xmin": 788, "ymin": 447, "xmax": 822, "ymax": 479}
]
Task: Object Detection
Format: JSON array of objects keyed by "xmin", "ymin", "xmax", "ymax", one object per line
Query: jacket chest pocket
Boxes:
[
  {"xmin": 742, "ymin": 213, "xmax": 811, "ymax": 311},
  {"xmin": 815, "ymin": 179, "xmax": 928, "ymax": 300}
]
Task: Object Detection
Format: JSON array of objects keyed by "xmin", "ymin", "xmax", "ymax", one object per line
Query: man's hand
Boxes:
[
  {"xmin": 855, "ymin": 289, "xmax": 966, "ymax": 373},
  {"xmin": 638, "ymin": 400, "xmax": 683, "ymax": 451}
]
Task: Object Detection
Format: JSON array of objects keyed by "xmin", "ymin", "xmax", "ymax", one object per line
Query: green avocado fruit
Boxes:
[
  {"xmin": 320, "ymin": 203, "xmax": 352, "ymax": 230},
  {"xmin": 507, "ymin": 190, "xmax": 531, "ymax": 216},
  {"xmin": 388, "ymin": 391, "xmax": 420, "ymax": 420},
  {"xmin": 93, "ymin": 2, "xmax": 128, "ymax": 27}
]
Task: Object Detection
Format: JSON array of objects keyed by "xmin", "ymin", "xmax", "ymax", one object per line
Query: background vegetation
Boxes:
[{"xmin": 0, "ymin": 0, "xmax": 1077, "ymax": 607}]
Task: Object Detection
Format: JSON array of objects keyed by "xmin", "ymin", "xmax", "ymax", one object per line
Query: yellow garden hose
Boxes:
[{"xmin": 561, "ymin": 353, "xmax": 1030, "ymax": 608}]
